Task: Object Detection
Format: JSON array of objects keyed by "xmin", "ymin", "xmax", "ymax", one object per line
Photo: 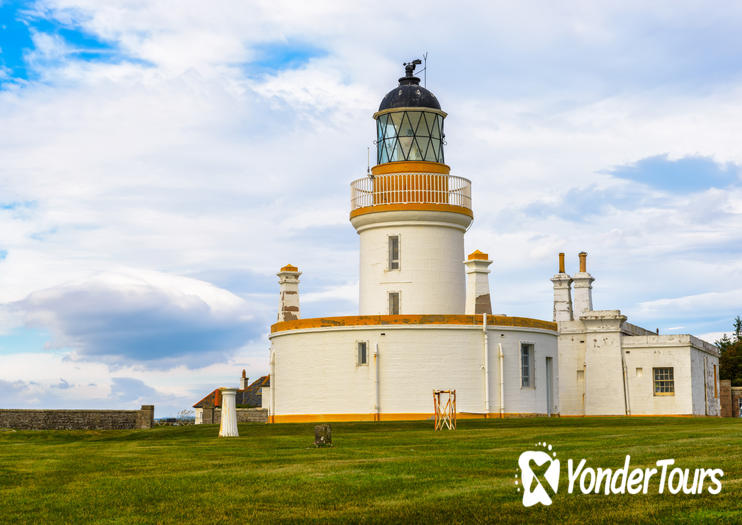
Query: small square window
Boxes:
[
  {"xmin": 388, "ymin": 292, "xmax": 400, "ymax": 315},
  {"xmin": 653, "ymin": 367, "xmax": 674, "ymax": 395},
  {"xmin": 388, "ymin": 235, "xmax": 400, "ymax": 270},
  {"xmin": 357, "ymin": 342, "xmax": 368, "ymax": 366}
]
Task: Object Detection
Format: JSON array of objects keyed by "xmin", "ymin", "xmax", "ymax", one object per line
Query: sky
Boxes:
[{"xmin": 0, "ymin": 1, "xmax": 741, "ymax": 417}]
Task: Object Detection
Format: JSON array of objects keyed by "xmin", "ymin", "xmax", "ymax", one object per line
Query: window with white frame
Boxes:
[
  {"xmin": 357, "ymin": 341, "xmax": 368, "ymax": 366},
  {"xmin": 388, "ymin": 292, "xmax": 400, "ymax": 315},
  {"xmin": 653, "ymin": 367, "xmax": 674, "ymax": 395},
  {"xmin": 521, "ymin": 343, "xmax": 535, "ymax": 388},
  {"xmin": 388, "ymin": 235, "xmax": 400, "ymax": 270}
]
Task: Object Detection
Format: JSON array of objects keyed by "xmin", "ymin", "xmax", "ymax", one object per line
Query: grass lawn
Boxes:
[{"xmin": 0, "ymin": 417, "xmax": 740, "ymax": 523}]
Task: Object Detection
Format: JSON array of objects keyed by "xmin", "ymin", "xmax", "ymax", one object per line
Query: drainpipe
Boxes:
[
  {"xmin": 374, "ymin": 343, "xmax": 380, "ymax": 422},
  {"xmin": 270, "ymin": 350, "xmax": 276, "ymax": 424},
  {"xmin": 498, "ymin": 343, "xmax": 505, "ymax": 418},
  {"xmin": 620, "ymin": 349, "xmax": 631, "ymax": 416},
  {"xmin": 483, "ymin": 313, "xmax": 489, "ymax": 415}
]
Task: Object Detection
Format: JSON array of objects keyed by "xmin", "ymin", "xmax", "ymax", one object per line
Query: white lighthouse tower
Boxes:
[
  {"xmin": 268, "ymin": 61, "xmax": 560, "ymax": 423},
  {"xmin": 350, "ymin": 61, "xmax": 472, "ymax": 315}
]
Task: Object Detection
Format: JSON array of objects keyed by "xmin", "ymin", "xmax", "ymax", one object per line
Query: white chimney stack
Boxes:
[
  {"xmin": 572, "ymin": 251, "xmax": 595, "ymax": 317},
  {"xmin": 464, "ymin": 250, "xmax": 493, "ymax": 315},
  {"xmin": 239, "ymin": 369, "xmax": 248, "ymax": 390},
  {"xmin": 551, "ymin": 252, "xmax": 574, "ymax": 323},
  {"xmin": 277, "ymin": 264, "xmax": 301, "ymax": 322}
]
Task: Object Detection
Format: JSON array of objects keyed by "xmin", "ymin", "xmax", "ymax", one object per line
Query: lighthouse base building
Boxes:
[{"xmin": 262, "ymin": 63, "xmax": 720, "ymax": 422}]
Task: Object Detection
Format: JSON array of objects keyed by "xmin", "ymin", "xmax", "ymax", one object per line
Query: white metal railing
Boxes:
[{"xmin": 350, "ymin": 173, "xmax": 472, "ymax": 211}]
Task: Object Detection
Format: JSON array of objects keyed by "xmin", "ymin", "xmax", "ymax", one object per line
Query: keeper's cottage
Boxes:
[{"xmin": 262, "ymin": 61, "xmax": 720, "ymax": 422}]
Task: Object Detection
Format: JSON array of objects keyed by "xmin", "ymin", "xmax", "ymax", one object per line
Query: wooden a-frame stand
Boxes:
[{"xmin": 433, "ymin": 389, "xmax": 457, "ymax": 431}]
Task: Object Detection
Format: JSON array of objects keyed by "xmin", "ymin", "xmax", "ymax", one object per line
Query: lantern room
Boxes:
[{"xmin": 373, "ymin": 60, "xmax": 446, "ymax": 165}]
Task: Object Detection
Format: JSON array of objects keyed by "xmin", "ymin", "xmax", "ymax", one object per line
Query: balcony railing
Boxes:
[{"xmin": 350, "ymin": 173, "xmax": 472, "ymax": 212}]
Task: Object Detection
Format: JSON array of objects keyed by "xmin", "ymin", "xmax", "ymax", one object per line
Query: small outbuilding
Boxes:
[{"xmin": 193, "ymin": 370, "xmax": 269, "ymax": 424}]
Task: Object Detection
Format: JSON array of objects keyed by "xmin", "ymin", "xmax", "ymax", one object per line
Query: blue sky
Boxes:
[{"xmin": 0, "ymin": 1, "xmax": 741, "ymax": 416}]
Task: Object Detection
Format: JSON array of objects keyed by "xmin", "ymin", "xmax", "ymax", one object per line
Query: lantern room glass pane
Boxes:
[
  {"xmin": 397, "ymin": 136, "xmax": 412, "ymax": 158},
  {"xmin": 399, "ymin": 113, "xmax": 414, "ymax": 136},
  {"xmin": 408, "ymin": 111, "xmax": 423, "ymax": 135},
  {"xmin": 424, "ymin": 113, "xmax": 437, "ymax": 138},
  {"xmin": 379, "ymin": 140, "xmax": 390, "ymax": 164},
  {"xmin": 408, "ymin": 137, "xmax": 424, "ymax": 160},
  {"xmin": 376, "ymin": 110, "xmax": 445, "ymax": 164},
  {"xmin": 422, "ymin": 138, "xmax": 435, "ymax": 161}
]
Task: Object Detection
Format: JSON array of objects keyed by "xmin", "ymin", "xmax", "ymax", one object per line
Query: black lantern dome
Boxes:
[
  {"xmin": 375, "ymin": 60, "xmax": 446, "ymax": 165},
  {"xmin": 378, "ymin": 66, "xmax": 441, "ymax": 111}
]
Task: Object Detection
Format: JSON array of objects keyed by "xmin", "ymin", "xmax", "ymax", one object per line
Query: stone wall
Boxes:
[
  {"xmin": 0, "ymin": 405, "xmax": 154, "ymax": 430},
  {"xmin": 200, "ymin": 407, "xmax": 268, "ymax": 424},
  {"xmin": 720, "ymin": 380, "xmax": 742, "ymax": 417}
]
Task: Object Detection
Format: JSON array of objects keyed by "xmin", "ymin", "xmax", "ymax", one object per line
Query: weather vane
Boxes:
[{"xmin": 403, "ymin": 59, "xmax": 422, "ymax": 77}]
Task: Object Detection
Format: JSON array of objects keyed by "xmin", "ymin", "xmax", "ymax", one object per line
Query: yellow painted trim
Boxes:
[
  {"xmin": 372, "ymin": 107, "xmax": 447, "ymax": 119},
  {"xmin": 270, "ymin": 412, "xmax": 553, "ymax": 423},
  {"xmin": 371, "ymin": 161, "xmax": 450, "ymax": 175},
  {"xmin": 467, "ymin": 250, "xmax": 489, "ymax": 260},
  {"xmin": 559, "ymin": 414, "xmax": 695, "ymax": 418},
  {"xmin": 271, "ymin": 314, "xmax": 557, "ymax": 334},
  {"xmin": 350, "ymin": 203, "xmax": 473, "ymax": 219},
  {"xmin": 271, "ymin": 413, "xmax": 704, "ymax": 423}
]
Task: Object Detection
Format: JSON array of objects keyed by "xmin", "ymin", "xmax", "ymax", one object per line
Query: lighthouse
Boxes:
[
  {"xmin": 350, "ymin": 61, "xmax": 472, "ymax": 315},
  {"xmin": 268, "ymin": 61, "xmax": 560, "ymax": 423}
]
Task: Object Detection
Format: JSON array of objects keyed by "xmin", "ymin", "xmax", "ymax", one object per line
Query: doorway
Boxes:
[{"xmin": 545, "ymin": 357, "xmax": 553, "ymax": 417}]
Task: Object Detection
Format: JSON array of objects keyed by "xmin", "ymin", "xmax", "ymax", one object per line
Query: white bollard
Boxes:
[{"xmin": 218, "ymin": 387, "xmax": 239, "ymax": 437}]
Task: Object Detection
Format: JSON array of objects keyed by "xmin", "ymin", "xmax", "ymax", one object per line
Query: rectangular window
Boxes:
[
  {"xmin": 388, "ymin": 235, "xmax": 400, "ymax": 270},
  {"xmin": 357, "ymin": 342, "xmax": 368, "ymax": 366},
  {"xmin": 521, "ymin": 343, "xmax": 534, "ymax": 388},
  {"xmin": 653, "ymin": 367, "xmax": 675, "ymax": 395},
  {"xmin": 636, "ymin": 367, "xmax": 643, "ymax": 377},
  {"xmin": 714, "ymin": 365, "xmax": 718, "ymax": 398},
  {"xmin": 388, "ymin": 292, "xmax": 400, "ymax": 315}
]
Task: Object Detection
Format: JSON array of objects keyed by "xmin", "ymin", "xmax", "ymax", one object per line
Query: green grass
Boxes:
[{"xmin": 0, "ymin": 417, "xmax": 740, "ymax": 524}]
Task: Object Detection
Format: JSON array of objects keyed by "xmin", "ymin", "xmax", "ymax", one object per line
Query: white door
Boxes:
[{"xmin": 546, "ymin": 357, "xmax": 553, "ymax": 417}]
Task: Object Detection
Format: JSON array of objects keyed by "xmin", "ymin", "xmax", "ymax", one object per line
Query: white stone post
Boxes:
[
  {"xmin": 550, "ymin": 252, "xmax": 573, "ymax": 323},
  {"xmin": 572, "ymin": 252, "xmax": 595, "ymax": 316},
  {"xmin": 218, "ymin": 388, "xmax": 239, "ymax": 437},
  {"xmin": 277, "ymin": 264, "xmax": 301, "ymax": 322},
  {"xmin": 464, "ymin": 250, "xmax": 493, "ymax": 315}
]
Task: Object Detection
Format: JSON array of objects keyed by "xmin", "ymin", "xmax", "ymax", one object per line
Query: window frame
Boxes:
[
  {"xmin": 356, "ymin": 341, "xmax": 369, "ymax": 366},
  {"xmin": 388, "ymin": 234, "xmax": 400, "ymax": 271},
  {"xmin": 520, "ymin": 342, "xmax": 535, "ymax": 389},
  {"xmin": 653, "ymin": 367, "xmax": 675, "ymax": 396},
  {"xmin": 388, "ymin": 291, "xmax": 400, "ymax": 315}
]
